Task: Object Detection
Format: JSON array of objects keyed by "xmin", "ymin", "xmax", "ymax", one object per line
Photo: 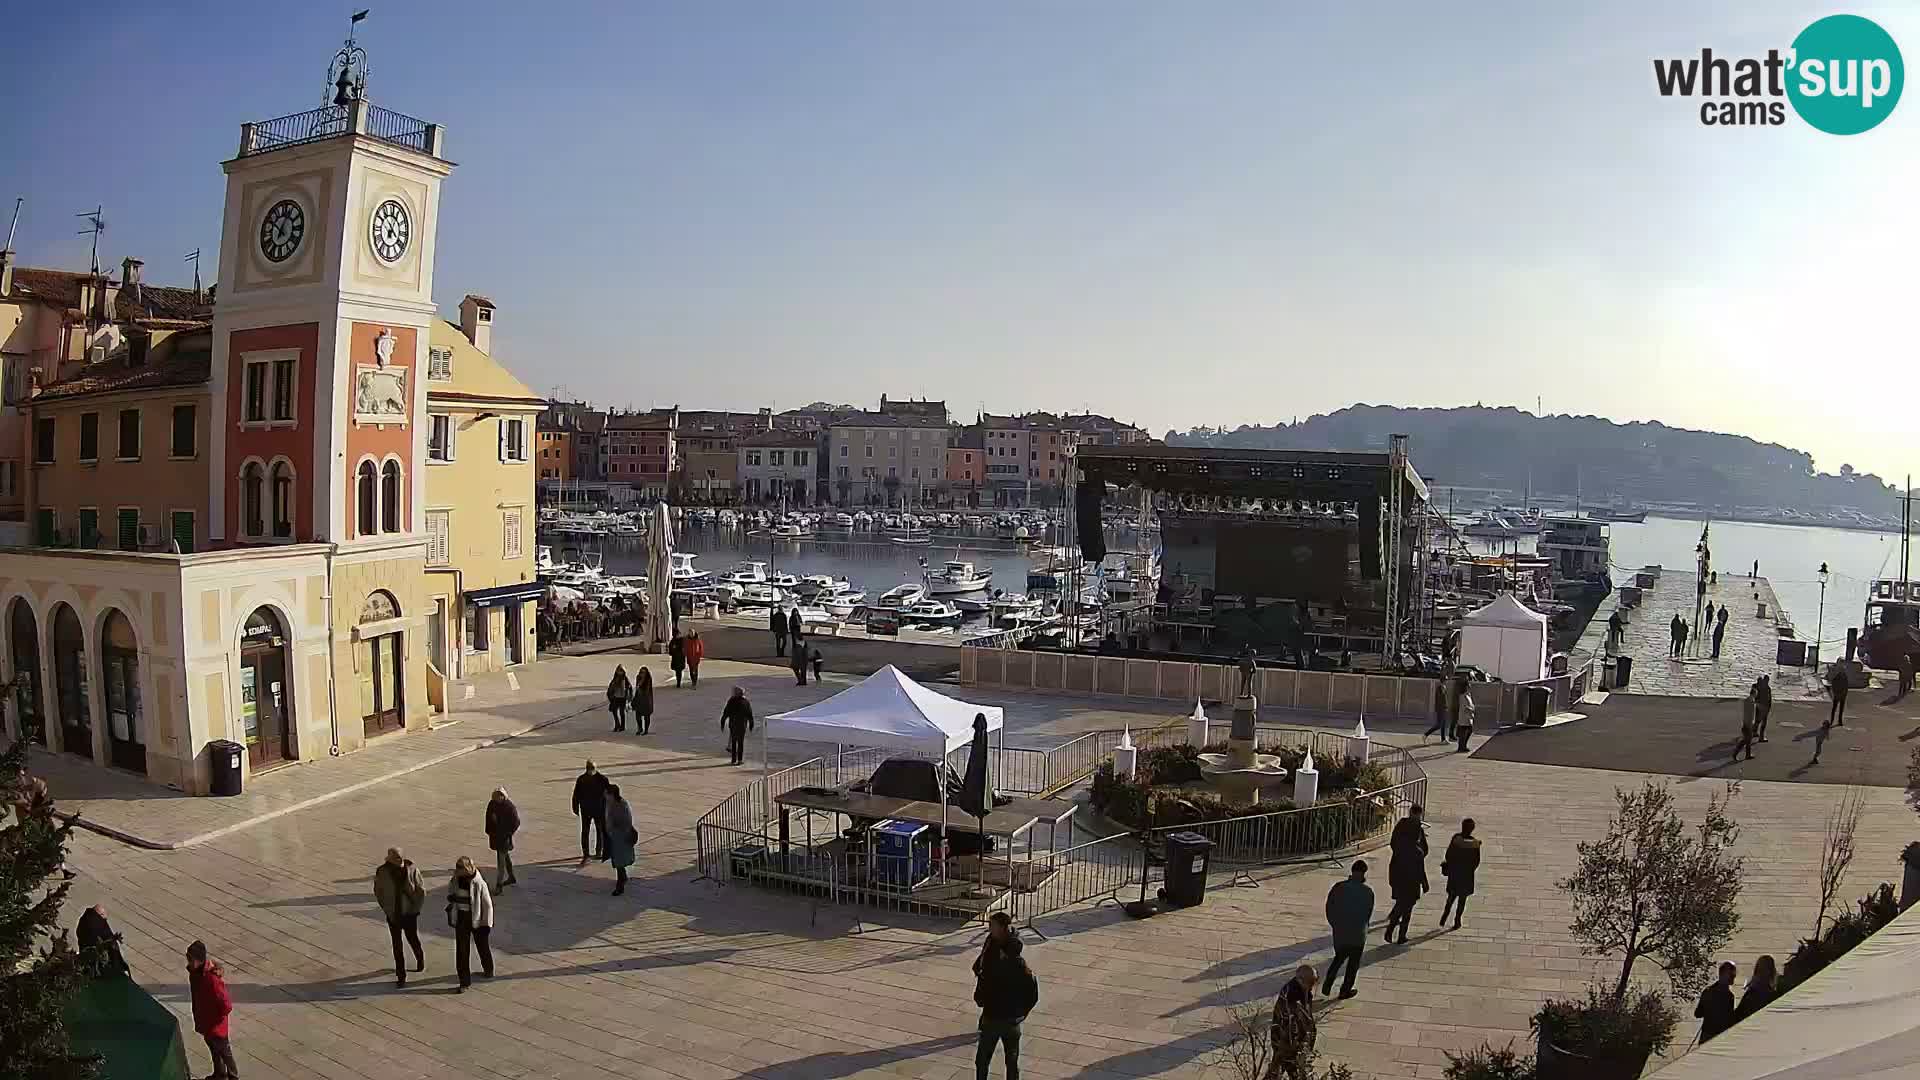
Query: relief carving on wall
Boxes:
[{"xmin": 354, "ymin": 364, "xmax": 408, "ymax": 424}]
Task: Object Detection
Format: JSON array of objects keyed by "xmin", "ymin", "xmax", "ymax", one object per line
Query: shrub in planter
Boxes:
[
  {"xmin": 1780, "ymin": 883, "xmax": 1900, "ymax": 993},
  {"xmin": 1531, "ymin": 988, "xmax": 1675, "ymax": 1080},
  {"xmin": 1444, "ymin": 1042, "xmax": 1537, "ymax": 1080},
  {"xmin": 1141, "ymin": 744, "xmax": 1204, "ymax": 785}
]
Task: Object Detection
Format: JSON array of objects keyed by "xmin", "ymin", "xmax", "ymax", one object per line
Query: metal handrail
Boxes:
[{"xmin": 242, "ymin": 103, "xmax": 433, "ymax": 157}]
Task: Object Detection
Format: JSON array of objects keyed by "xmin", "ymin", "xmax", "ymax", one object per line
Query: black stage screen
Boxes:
[{"xmin": 1214, "ymin": 522, "xmax": 1352, "ymax": 604}]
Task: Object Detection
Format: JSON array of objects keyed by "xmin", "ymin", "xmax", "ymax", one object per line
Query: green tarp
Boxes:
[{"xmin": 64, "ymin": 975, "xmax": 191, "ymax": 1080}]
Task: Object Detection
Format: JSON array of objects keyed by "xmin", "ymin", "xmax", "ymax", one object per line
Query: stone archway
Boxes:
[
  {"xmin": 240, "ymin": 607, "xmax": 296, "ymax": 768},
  {"xmin": 7, "ymin": 599, "xmax": 44, "ymax": 745}
]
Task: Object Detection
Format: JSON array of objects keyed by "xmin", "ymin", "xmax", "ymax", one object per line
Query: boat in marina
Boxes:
[
  {"xmin": 900, "ymin": 599, "xmax": 964, "ymax": 626},
  {"xmin": 795, "ymin": 574, "xmax": 849, "ymax": 597},
  {"xmin": 818, "ymin": 585, "xmax": 869, "ymax": 617},
  {"xmin": 769, "ymin": 570, "xmax": 800, "ymax": 589},
  {"xmin": 891, "ymin": 531, "xmax": 933, "ymax": 546},
  {"xmin": 924, "ymin": 559, "xmax": 992, "ymax": 596},
  {"xmin": 770, "ymin": 522, "xmax": 812, "ymax": 540},
  {"xmin": 735, "ymin": 582, "xmax": 788, "ymax": 606},
  {"xmin": 875, "ymin": 582, "xmax": 927, "ymax": 609},
  {"xmin": 669, "ymin": 552, "xmax": 712, "ymax": 586},
  {"xmin": 720, "ymin": 561, "xmax": 770, "ymax": 586},
  {"xmin": 833, "ymin": 512, "xmax": 856, "ymax": 527}
]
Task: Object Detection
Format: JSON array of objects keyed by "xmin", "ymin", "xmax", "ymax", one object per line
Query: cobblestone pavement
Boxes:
[
  {"xmin": 49, "ymin": 652, "xmax": 1915, "ymax": 1080},
  {"xmin": 1578, "ymin": 571, "xmax": 1825, "ymax": 701}
]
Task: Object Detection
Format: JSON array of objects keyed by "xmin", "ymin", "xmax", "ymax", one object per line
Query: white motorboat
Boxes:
[
  {"xmin": 900, "ymin": 599, "xmax": 964, "ymax": 626},
  {"xmin": 833, "ymin": 512, "xmax": 856, "ymax": 527},
  {"xmin": 717, "ymin": 509, "xmax": 739, "ymax": 527},
  {"xmin": 770, "ymin": 523, "xmax": 812, "ymax": 540},
  {"xmin": 794, "ymin": 605, "xmax": 840, "ymax": 633},
  {"xmin": 991, "ymin": 594, "xmax": 1046, "ymax": 625},
  {"xmin": 596, "ymin": 575, "xmax": 648, "ymax": 601},
  {"xmin": 924, "ymin": 560, "xmax": 992, "ymax": 596},
  {"xmin": 768, "ymin": 571, "xmax": 801, "ymax": 590},
  {"xmin": 891, "ymin": 531, "xmax": 933, "ymax": 546},
  {"xmin": 818, "ymin": 586, "xmax": 868, "ymax": 617},
  {"xmin": 669, "ymin": 552, "xmax": 711, "ymax": 585},
  {"xmin": 854, "ymin": 511, "xmax": 874, "ymax": 528},
  {"xmin": 735, "ymin": 583, "xmax": 788, "ymax": 606},
  {"xmin": 875, "ymin": 582, "xmax": 926, "ymax": 609},
  {"xmin": 535, "ymin": 545, "xmax": 560, "ymax": 575},
  {"xmin": 881, "ymin": 514, "xmax": 900, "ymax": 529},
  {"xmin": 720, "ymin": 561, "xmax": 770, "ymax": 585}
]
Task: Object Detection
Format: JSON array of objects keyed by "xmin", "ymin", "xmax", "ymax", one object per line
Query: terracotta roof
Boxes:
[
  {"xmin": 35, "ymin": 333, "xmax": 211, "ymax": 402},
  {"xmin": 606, "ymin": 412, "xmax": 677, "ymax": 430},
  {"xmin": 8, "ymin": 267, "xmax": 212, "ymax": 324},
  {"xmin": 828, "ymin": 411, "xmax": 947, "ymax": 429},
  {"xmin": 740, "ymin": 429, "xmax": 821, "ymax": 449}
]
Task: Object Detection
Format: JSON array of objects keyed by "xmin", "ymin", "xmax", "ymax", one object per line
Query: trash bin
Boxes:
[
  {"xmin": 1614, "ymin": 655, "xmax": 1632, "ymax": 688},
  {"xmin": 1159, "ymin": 831, "xmax": 1214, "ymax": 909},
  {"xmin": 1524, "ymin": 685, "xmax": 1551, "ymax": 726},
  {"xmin": 1600, "ymin": 658, "xmax": 1617, "ymax": 691},
  {"xmin": 207, "ymin": 739, "xmax": 245, "ymax": 797}
]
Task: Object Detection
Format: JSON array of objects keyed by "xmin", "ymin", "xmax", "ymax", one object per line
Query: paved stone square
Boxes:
[{"xmin": 45, "ymin": 650, "xmax": 1917, "ymax": 1080}]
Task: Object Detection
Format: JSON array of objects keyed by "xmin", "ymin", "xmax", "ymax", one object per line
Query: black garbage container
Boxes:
[
  {"xmin": 1524, "ymin": 685, "xmax": 1551, "ymax": 726},
  {"xmin": 1159, "ymin": 831, "xmax": 1214, "ymax": 909},
  {"xmin": 1614, "ymin": 655, "xmax": 1633, "ymax": 689},
  {"xmin": 207, "ymin": 739, "xmax": 245, "ymax": 797}
]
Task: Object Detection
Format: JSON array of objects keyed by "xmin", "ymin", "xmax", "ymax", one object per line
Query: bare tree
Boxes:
[
  {"xmin": 1815, "ymin": 784, "xmax": 1868, "ymax": 939},
  {"xmin": 1560, "ymin": 780, "xmax": 1745, "ymax": 1002}
]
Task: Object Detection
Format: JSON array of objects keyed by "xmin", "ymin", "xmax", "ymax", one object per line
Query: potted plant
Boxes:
[{"xmin": 1544, "ymin": 781, "xmax": 1743, "ymax": 1079}]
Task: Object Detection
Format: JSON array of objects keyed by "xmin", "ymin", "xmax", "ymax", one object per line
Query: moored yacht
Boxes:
[{"xmin": 924, "ymin": 560, "xmax": 992, "ymax": 596}]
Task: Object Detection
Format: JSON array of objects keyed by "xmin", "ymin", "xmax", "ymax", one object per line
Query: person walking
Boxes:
[
  {"xmin": 572, "ymin": 761, "xmax": 610, "ymax": 863},
  {"xmin": 1734, "ymin": 954, "xmax": 1777, "ymax": 1026},
  {"xmin": 787, "ymin": 606, "xmax": 805, "ymax": 653},
  {"xmin": 372, "ymin": 847, "xmax": 426, "ymax": 987},
  {"xmin": 770, "ymin": 605, "xmax": 787, "ymax": 657},
  {"xmin": 1605, "ymin": 610, "xmax": 1624, "ymax": 656},
  {"xmin": 485, "ymin": 788, "xmax": 520, "ymax": 891},
  {"xmin": 1264, "ymin": 964, "xmax": 1318, "ymax": 1080},
  {"xmin": 685, "ymin": 631, "xmax": 705, "ymax": 687},
  {"xmin": 187, "ymin": 941, "xmax": 237, "ymax": 1079},
  {"xmin": 810, "ymin": 645, "xmax": 824, "ymax": 683},
  {"xmin": 1901, "ymin": 651, "xmax": 1916, "ymax": 699},
  {"xmin": 607, "ymin": 665, "xmax": 632, "ymax": 732},
  {"xmin": 1438, "ymin": 819, "xmax": 1481, "ymax": 929},
  {"xmin": 1670, "ymin": 613, "xmax": 1684, "ymax": 657},
  {"xmin": 973, "ymin": 917, "xmax": 1039, "ymax": 1080},
  {"xmin": 1827, "ymin": 661, "xmax": 1849, "ymax": 728},
  {"xmin": 633, "ymin": 666, "xmax": 655, "ymax": 735},
  {"xmin": 1677, "ymin": 617, "xmax": 1690, "ymax": 656},
  {"xmin": 1704, "ymin": 601, "xmax": 1716, "ymax": 629},
  {"xmin": 790, "ymin": 637, "xmax": 810, "ymax": 686},
  {"xmin": 1754, "ymin": 675, "xmax": 1773, "ymax": 742},
  {"xmin": 76, "ymin": 903, "xmax": 130, "ymax": 977},
  {"xmin": 1711, "ymin": 609, "xmax": 1728, "ymax": 659},
  {"xmin": 1752, "ymin": 559, "xmax": 1759, "ymax": 579},
  {"xmin": 1454, "ymin": 691, "xmax": 1476, "ymax": 753},
  {"xmin": 1695, "ymin": 962, "xmax": 1738, "ymax": 1044},
  {"xmin": 1383, "ymin": 805, "xmax": 1428, "ymax": 945},
  {"xmin": 604, "ymin": 784, "xmax": 637, "ymax": 896},
  {"xmin": 446, "ymin": 856, "xmax": 495, "ymax": 991},
  {"xmin": 668, "ymin": 633, "xmax": 686, "ymax": 687},
  {"xmin": 1321, "ymin": 860, "xmax": 1374, "ymax": 999},
  {"xmin": 1732, "ymin": 692, "xmax": 1757, "ymax": 762},
  {"xmin": 1423, "ymin": 679, "xmax": 1449, "ymax": 743},
  {"xmin": 723, "ymin": 687, "xmax": 755, "ymax": 765}
]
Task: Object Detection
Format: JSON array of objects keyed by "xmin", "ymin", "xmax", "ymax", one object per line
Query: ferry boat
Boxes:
[{"xmin": 1859, "ymin": 578, "xmax": 1920, "ymax": 669}]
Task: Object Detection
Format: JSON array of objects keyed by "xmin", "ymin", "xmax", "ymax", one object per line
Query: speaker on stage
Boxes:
[{"xmin": 1076, "ymin": 481, "xmax": 1107, "ymax": 563}]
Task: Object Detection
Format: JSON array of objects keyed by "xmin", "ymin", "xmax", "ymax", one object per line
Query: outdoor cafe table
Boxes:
[{"xmin": 770, "ymin": 788, "xmax": 1075, "ymax": 865}]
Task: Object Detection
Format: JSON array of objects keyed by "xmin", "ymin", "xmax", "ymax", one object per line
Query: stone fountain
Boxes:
[{"xmin": 1195, "ymin": 694, "xmax": 1293, "ymax": 804}]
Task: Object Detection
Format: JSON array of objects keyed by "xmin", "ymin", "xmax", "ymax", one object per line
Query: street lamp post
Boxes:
[{"xmin": 1815, "ymin": 561, "xmax": 1830, "ymax": 669}]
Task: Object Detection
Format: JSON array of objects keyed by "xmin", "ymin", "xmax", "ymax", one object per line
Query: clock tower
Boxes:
[{"xmin": 209, "ymin": 27, "xmax": 451, "ymax": 745}]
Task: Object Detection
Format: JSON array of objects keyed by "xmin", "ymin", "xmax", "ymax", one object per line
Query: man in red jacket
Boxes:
[{"xmin": 187, "ymin": 940, "xmax": 238, "ymax": 1079}]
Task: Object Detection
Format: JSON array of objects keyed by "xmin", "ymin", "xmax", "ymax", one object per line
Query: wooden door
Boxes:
[
  {"xmin": 243, "ymin": 647, "xmax": 291, "ymax": 768},
  {"xmin": 363, "ymin": 634, "xmax": 403, "ymax": 736}
]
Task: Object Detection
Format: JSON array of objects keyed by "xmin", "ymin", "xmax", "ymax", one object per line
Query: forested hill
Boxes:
[{"xmin": 1166, "ymin": 405, "xmax": 1898, "ymax": 512}]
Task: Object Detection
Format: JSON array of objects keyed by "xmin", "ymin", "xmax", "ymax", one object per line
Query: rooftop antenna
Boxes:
[
  {"xmin": 183, "ymin": 248, "xmax": 202, "ymax": 297},
  {"xmin": 3, "ymin": 197, "xmax": 21, "ymax": 251},
  {"xmin": 75, "ymin": 206, "xmax": 105, "ymax": 277}
]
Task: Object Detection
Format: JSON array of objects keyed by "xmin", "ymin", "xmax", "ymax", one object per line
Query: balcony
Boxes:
[{"xmin": 239, "ymin": 101, "xmax": 442, "ymax": 159}]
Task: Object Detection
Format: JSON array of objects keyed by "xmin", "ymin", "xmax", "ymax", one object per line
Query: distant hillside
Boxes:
[{"xmin": 1166, "ymin": 405, "xmax": 1898, "ymax": 514}]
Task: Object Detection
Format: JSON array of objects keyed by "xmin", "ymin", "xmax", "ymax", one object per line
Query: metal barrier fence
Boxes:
[{"xmin": 693, "ymin": 723, "xmax": 1426, "ymax": 927}]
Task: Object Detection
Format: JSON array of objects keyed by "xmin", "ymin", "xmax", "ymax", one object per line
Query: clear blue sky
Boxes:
[{"xmin": 3, "ymin": 3, "xmax": 1914, "ymax": 479}]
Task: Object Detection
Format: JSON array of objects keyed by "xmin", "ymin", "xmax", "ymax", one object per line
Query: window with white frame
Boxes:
[
  {"xmin": 425, "ymin": 510, "xmax": 450, "ymax": 566},
  {"xmin": 499, "ymin": 418, "xmax": 528, "ymax": 462},
  {"xmin": 794, "ymin": 450, "xmax": 808, "ymax": 466},
  {"xmin": 428, "ymin": 413, "xmax": 455, "ymax": 462},
  {"xmin": 502, "ymin": 507, "xmax": 524, "ymax": 559},
  {"xmin": 427, "ymin": 346, "xmax": 453, "ymax": 381},
  {"xmin": 242, "ymin": 353, "xmax": 298, "ymax": 425}
]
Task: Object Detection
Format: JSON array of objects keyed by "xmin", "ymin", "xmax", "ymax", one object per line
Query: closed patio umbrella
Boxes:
[{"xmin": 647, "ymin": 503, "xmax": 675, "ymax": 649}]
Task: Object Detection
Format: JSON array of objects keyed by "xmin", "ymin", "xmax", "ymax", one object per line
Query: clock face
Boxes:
[
  {"xmin": 369, "ymin": 199, "xmax": 411, "ymax": 264},
  {"xmin": 259, "ymin": 199, "xmax": 305, "ymax": 263}
]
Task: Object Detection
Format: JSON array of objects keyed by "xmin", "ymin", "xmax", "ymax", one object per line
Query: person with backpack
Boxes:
[
  {"xmin": 973, "ymin": 912, "xmax": 1038, "ymax": 1080},
  {"xmin": 1322, "ymin": 860, "xmax": 1374, "ymax": 999}
]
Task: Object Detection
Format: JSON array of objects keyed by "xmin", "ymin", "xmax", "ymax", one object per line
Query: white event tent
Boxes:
[
  {"xmin": 1649, "ymin": 902, "xmax": 1920, "ymax": 1079},
  {"xmin": 1459, "ymin": 593, "xmax": 1550, "ymax": 683}
]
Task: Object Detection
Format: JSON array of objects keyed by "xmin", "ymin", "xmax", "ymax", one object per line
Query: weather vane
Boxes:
[{"xmin": 326, "ymin": 10, "xmax": 372, "ymax": 107}]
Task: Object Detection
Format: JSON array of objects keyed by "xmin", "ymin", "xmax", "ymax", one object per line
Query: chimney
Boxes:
[
  {"xmin": 121, "ymin": 257, "xmax": 144, "ymax": 314},
  {"xmin": 459, "ymin": 294, "xmax": 494, "ymax": 354}
]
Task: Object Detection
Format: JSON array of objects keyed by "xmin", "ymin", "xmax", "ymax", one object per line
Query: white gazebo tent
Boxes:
[{"xmin": 1459, "ymin": 593, "xmax": 1549, "ymax": 683}]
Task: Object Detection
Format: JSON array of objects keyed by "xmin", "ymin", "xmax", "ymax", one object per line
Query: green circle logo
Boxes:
[{"xmin": 1787, "ymin": 14, "xmax": 1904, "ymax": 134}]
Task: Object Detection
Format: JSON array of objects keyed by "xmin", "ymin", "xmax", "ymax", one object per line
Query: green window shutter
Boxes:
[
  {"xmin": 34, "ymin": 509, "xmax": 54, "ymax": 546},
  {"xmin": 77, "ymin": 509, "xmax": 98, "ymax": 548},
  {"xmin": 170, "ymin": 511, "xmax": 195, "ymax": 554},
  {"xmin": 117, "ymin": 509, "xmax": 139, "ymax": 551}
]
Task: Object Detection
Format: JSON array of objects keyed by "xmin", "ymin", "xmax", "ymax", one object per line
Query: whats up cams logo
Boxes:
[{"xmin": 1654, "ymin": 14, "xmax": 1904, "ymax": 134}]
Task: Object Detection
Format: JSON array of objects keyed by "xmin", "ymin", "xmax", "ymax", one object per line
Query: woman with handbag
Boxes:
[
  {"xmin": 604, "ymin": 784, "xmax": 639, "ymax": 896},
  {"xmin": 446, "ymin": 855, "xmax": 495, "ymax": 990}
]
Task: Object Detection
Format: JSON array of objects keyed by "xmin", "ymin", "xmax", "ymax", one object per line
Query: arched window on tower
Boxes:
[
  {"xmin": 356, "ymin": 461, "xmax": 377, "ymax": 537},
  {"xmin": 381, "ymin": 461, "xmax": 402, "ymax": 533},
  {"xmin": 242, "ymin": 462, "xmax": 265, "ymax": 538},
  {"xmin": 271, "ymin": 461, "xmax": 294, "ymax": 539}
]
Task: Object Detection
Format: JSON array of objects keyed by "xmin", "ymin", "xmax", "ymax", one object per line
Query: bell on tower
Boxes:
[{"xmin": 328, "ymin": 10, "xmax": 371, "ymax": 106}]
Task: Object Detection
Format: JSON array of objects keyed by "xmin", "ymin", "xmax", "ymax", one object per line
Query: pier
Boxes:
[{"xmin": 1574, "ymin": 567, "xmax": 1822, "ymax": 700}]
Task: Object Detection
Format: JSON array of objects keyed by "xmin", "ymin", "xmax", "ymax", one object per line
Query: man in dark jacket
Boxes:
[
  {"xmin": 1382, "ymin": 806, "xmax": 1428, "ymax": 945},
  {"xmin": 1670, "ymin": 613, "xmax": 1684, "ymax": 657},
  {"xmin": 974, "ymin": 917, "xmax": 1038, "ymax": 1080},
  {"xmin": 770, "ymin": 605, "xmax": 787, "ymax": 657},
  {"xmin": 76, "ymin": 904, "xmax": 130, "ymax": 977},
  {"xmin": 486, "ymin": 788, "xmax": 520, "ymax": 890},
  {"xmin": 1711, "ymin": 609, "xmax": 1728, "ymax": 658},
  {"xmin": 788, "ymin": 606, "xmax": 804, "ymax": 650},
  {"xmin": 1322, "ymin": 860, "xmax": 1374, "ymax": 999},
  {"xmin": 572, "ymin": 761, "xmax": 610, "ymax": 862},
  {"xmin": 373, "ymin": 847, "xmax": 427, "ymax": 986},
  {"xmin": 791, "ymin": 636, "xmax": 810, "ymax": 685},
  {"xmin": 1753, "ymin": 675, "xmax": 1773, "ymax": 741},
  {"xmin": 723, "ymin": 687, "xmax": 755, "ymax": 765},
  {"xmin": 1695, "ymin": 961, "xmax": 1738, "ymax": 1043}
]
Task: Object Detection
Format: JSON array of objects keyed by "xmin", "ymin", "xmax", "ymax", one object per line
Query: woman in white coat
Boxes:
[{"xmin": 446, "ymin": 855, "xmax": 495, "ymax": 990}]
